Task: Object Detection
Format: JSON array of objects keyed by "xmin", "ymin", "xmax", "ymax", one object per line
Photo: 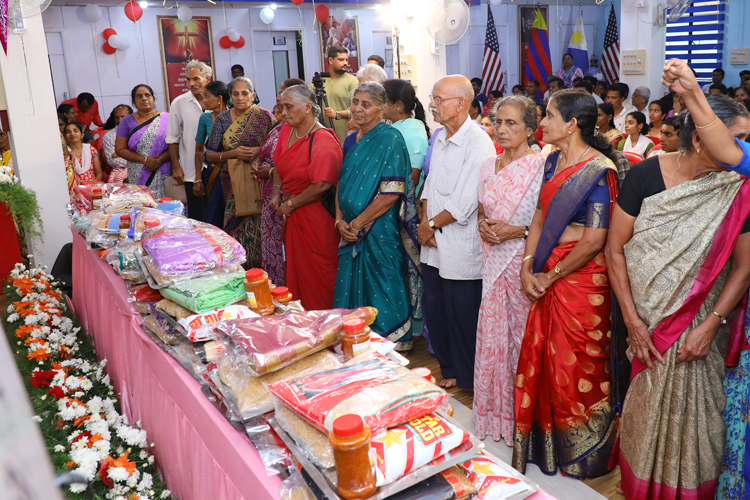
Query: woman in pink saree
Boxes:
[{"xmin": 474, "ymin": 96, "xmax": 545, "ymax": 445}]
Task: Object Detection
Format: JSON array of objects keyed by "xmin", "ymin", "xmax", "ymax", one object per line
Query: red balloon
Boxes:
[
  {"xmin": 103, "ymin": 28, "xmax": 117, "ymax": 40},
  {"xmin": 220, "ymin": 36, "xmax": 233, "ymax": 49},
  {"xmin": 315, "ymin": 4, "xmax": 329, "ymax": 23},
  {"xmin": 124, "ymin": 1, "xmax": 143, "ymax": 22},
  {"xmin": 291, "ymin": 0, "xmax": 304, "ymax": 4},
  {"xmin": 233, "ymin": 36, "xmax": 245, "ymax": 48},
  {"xmin": 103, "ymin": 42, "xmax": 117, "ymax": 54}
]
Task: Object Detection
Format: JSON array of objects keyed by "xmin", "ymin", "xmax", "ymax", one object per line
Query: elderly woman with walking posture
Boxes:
[
  {"xmin": 473, "ymin": 96, "xmax": 544, "ymax": 446},
  {"xmin": 608, "ymin": 58, "xmax": 750, "ymax": 500},
  {"xmin": 333, "ymin": 82, "xmax": 421, "ymax": 348},
  {"xmin": 269, "ymin": 85, "xmax": 342, "ymax": 309},
  {"xmin": 512, "ymin": 89, "xmax": 620, "ymax": 478},
  {"xmin": 205, "ymin": 77, "xmax": 275, "ymax": 268}
]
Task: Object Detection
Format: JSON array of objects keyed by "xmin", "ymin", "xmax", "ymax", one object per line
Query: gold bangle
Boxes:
[
  {"xmin": 695, "ymin": 116, "xmax": 719, "ymax": 130},
  {"xmin": 522, "ymin": 255, "xmax": 534, "ymax": 263},
  {"xmin": 554, "ymin": 264, "xmax": 566, "ymax": 277},
  {"xmin": 335, "ymin": 219, "xmax": 343, "ymax": 229},
  {"xmin": 269, "ymin": 167, "xmax": 274, "ymax": 178},
  {"xmin": 219, "ymin": 152, "xmax": 223, "ymax": 161},
  {"xmin": 350, "ymin": 221, "xmax": 360, "ymax": 232},
  {"xmin": 287, "ymin": 199, "xmax": 293, "ymax": 208}
]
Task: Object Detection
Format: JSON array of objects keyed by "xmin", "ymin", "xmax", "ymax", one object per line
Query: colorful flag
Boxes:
[
  {"xmin": 481, "ymin": 4, "xmax": 504, "ymax": 95},
  {"xmin": 601, "ymin": 4, "xmax": 620, "ymax": 84},
  {"xmin": 568, "ymin": 8, "xmax": 589, "ymax": 75},
  {"xmin": 524, "ymin": 9, "xmax": 552, "ymax": 93}
]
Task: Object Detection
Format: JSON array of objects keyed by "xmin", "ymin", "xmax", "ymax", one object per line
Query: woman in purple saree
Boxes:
[
  {"xmin": 606, "ymin": 60, "xmax": 750, "ymax": 500},
  {"xmin": 115, "ymin": 84, "xmax": 171, "ymax": 199}
]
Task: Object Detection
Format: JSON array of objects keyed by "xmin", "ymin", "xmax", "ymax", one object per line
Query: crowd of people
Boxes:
[{"xmin": 52, "ymin": 48, "xmax": 750, "ymax": 500}]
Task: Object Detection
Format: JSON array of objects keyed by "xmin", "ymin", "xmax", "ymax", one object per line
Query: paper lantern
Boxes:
[
  {"xmin": 103, "ymin": 28, "xmax": 117, "ymax": 40},
  {"xmin": 233, "ymin": 36, "xmax": 245, "ymax": 48},
  {"xmin": 219, "ymin": 36, "xmax": 232, "ymax": 49},
  {"xmin": 177, "ymin": 5, "xmax": 192, "ymax": 23},
  {"xmin": 291, "ymin": 0, "xmax": 304, "ymax": 4},
  {"xmin": 84, "ymin": 4, "xmax": 102, "ymax": 22},
  {"xmin": 260, "ymin": 7, "xmax": 274, "ymax": 25},
  {"xmin": 124, "ymin": 1, "xmax": 143, "ymax": 22},
  {"xmin": 103, "ymin": 42, "xmax": 116, "ymax": 54},
  {"xmin": 332, "ymin": 8, "xmax": 346, "ymax": 23},
  {"xmin": 227, "ymin": 29, "xmax": 240, "ymax": 42},
  {"xmin": 315, "ymin": 4, "xmax": 329, "ymax": 23}
]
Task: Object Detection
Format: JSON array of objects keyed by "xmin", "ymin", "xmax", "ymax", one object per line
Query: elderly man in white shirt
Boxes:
[
  {"xmin": 167, "ymin": 59, "xmax": 211, "ymax": 220},
  {"xmin": 418, "ymin": 75, "xmax": 496, "ymax": 390}
]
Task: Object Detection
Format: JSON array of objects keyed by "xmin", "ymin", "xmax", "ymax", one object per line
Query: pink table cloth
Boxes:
[{"xmin": 71, "ymin": 230, "xmax": 281, "ymax": 500}]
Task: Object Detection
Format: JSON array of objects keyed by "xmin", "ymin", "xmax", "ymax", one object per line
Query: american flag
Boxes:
[
  {"xmin": 601, "ymin": 5, "xmax": 620, "ymax": 84},
  {"xmin": 481, "ymin": 5, "xmax": 504, "ymax": 95}
]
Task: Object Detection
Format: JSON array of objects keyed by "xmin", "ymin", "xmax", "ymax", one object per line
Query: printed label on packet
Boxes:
[
  {"xmin": 352, "ymin": 339, "xmax": 370, "ymax": 357},
  {"xmin": 92, "ymin": 199, "xmax": 102, "ymax": 209},
  {"xmin": 246, "ymin": 292, "xmax": 258, "ymax": 308},
  {"xmin": 119, "ymin": 228, "xmax": 128, "ymax": 239}
]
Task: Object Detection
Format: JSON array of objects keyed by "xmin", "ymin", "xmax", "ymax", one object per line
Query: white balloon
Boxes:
[
  {"xmin": 177, "ymin": 5, "xmax": 192, "ymax": 23},
  {"xmin": 489, "ymin": 0, "xmax": 503, "ymax": 5},
  {"xmin": 108, "ymin": 34, "xmax": 123, "ymax": 49},
  {"xmin": 84, "ymin": 4, "xmax": 102, "ymax": 23},
  {"xmin": 117, "ymin": 37, "xmax": 130, "ymax": 50},
  {"xmin": 227, "ymin": 29, "xmax": 240, "ymax": 42},
  {"xmin": 332, "ymin": 8, "xmax": 346, "ymax": 23},
  {"xmin": 260, "ymin": 7, "xmax": 274, "ymax": 25}
]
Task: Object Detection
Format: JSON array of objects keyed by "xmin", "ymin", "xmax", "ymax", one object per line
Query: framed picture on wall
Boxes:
[
  {"xmin": 157, "ymin": 16, "xmax": 216, "ymax": 108},
  {"xmin": 518, "ymin": 6, "xmax": 548, "ymax": 88},
  {"xmin": 318, "ymin": 16, "xmax": 360, "ymax": 74}
]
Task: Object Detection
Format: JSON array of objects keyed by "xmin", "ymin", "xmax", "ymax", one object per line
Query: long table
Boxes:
[{"xmin": 71, "ymin": 228, "xmax": 595, "ymax": 500}]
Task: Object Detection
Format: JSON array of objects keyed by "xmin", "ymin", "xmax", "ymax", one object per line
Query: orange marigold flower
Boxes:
[
  {"xmin": 15, "ymin": 325, "xmax": 38, "ymax": 338},
  {"xmin": 66, "ymin": 460, "xmax": 76, "ymax": 469},
  {"xmin": 28, "ymin": 348, "xmax": 49, "ymax": 362},
  {"xmin": 107, "ymin": 452, "xmax": 137, "ymax": 475},
  {"xmin": 73, "ymin": 415, "xmax": 91, "ymax": 428},
  {"xmin": 89, "ymin": 433, "xmax": 104, "ymax": 446},
  {"xmin": 126, "ymin": 493, "xmax": 141, "ymax": 500}
]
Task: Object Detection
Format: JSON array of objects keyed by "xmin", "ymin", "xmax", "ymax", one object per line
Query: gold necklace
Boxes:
[
  {"xmin": 555, "ymin": 145, "xmax": 590, "ymax": 175},
  {"xmin": 668, "ymin": 152, "xmax": 684, "ymax": 188}
]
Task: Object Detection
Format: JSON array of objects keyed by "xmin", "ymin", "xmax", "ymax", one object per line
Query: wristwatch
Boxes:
[
  {"xmin": 428, "ymin": 218, "xmax": 442, "ymax": 233},
  {"xmin": 335, "ymin": 111, "xmax": 341, "ymax": 120},
  {"xmin": 524, "ymin": 226, "xmax": 529, "ymax": 239}
]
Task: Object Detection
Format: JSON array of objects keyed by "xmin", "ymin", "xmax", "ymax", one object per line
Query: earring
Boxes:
[
  {"xmin": 306, "ymin": 110, "xmax": 309, "ymax": 113},
  {"xmin": 697, "ymin": 148, "xmax": 701, "ymax": 154},
  {"xmin": 568, "ymin": 130, "xmax": 572, "ymax": 135}
]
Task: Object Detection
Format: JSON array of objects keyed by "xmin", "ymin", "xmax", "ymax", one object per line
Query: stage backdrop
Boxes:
[
  {"xmin": 158, "ymin": 16, "xmax": 216, "ymax": 108},
  {"xmin": 318, "ymin": 16, "xmax": 360, "ymax": 74},
  {"xmin": 518, "ymin": 6, "xmax": 549, "ymax": 88}
]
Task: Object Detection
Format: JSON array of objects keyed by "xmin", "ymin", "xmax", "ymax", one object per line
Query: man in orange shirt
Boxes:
[{"xmin": 59, "ymin": 93, "xmax": 102, "ymax": 129}]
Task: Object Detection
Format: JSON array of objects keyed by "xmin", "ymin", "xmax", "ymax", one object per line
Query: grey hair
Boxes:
[
  {"xmin": 281, "ymin": 85, "xmax": 322, "ymax": 119},
  {"xmin": 678, "ymin": 94, "xmax": 750, "ymax": 152},
  {"xmin": 352, "ymin": 81, "xmax": 387, "ymax": 108},
  {"xmin": 493, "ymin": 96, "xmax": 538, "ymax": 132},
  {"xmin": 356, "ymin": 64, "xmax": 387, "ymax": 85},
  {"xmin": 635, "ymin": 86, "xmax": 651, "ymax": 101},
  {"xmin": 185, "ymin": 59, "xmax": 212, "ymax": 78},
  {"xmin": 230, "ymin": 76, "xmax": 254, "ymax": 94}
]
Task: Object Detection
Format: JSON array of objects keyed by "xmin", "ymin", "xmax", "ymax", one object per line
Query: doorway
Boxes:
[
  {"xmin": 252, "ymin": 30, "xmax": 302, "ymax": 107},
  {"xmin": 45, "ymin": 30, "xmax": 72, "ymax": 104},
  {"xmin": 369, "ymin": 30, "xmax": 393, "ymax": 78}
]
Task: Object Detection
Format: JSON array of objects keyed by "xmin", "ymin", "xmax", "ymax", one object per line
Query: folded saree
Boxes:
[{"xmin": 159, "ymin": 272, "xmax": 247, "ymax": 314}]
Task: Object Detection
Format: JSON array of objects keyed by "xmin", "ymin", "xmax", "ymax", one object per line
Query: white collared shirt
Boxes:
[
  {"xmin": 613, "ymin": 104, "xmax": 631, "ymax": 134},
  {"xmin": 166, "ymin": 91, "xmax": 203, "ymax": 182},
  {"xmin": 420, "ymin": 115, "xmax": 496, "ymax": 280}
]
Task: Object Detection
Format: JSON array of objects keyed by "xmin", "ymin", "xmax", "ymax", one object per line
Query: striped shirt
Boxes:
[{"xmin": 420, "ymin": 115, "xmax": 496, "ymax": 280}]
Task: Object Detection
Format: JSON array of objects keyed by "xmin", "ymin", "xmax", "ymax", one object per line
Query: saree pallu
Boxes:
[
  {"xmin": 219, "ymin": 106, "xmax": 274, "ymax": 269},
  {"xmin": 258, "ymin": 124, "xmax": 284, "ymax": 286},
  {"xmin": 125, "ymin": 113, "xmax": 171, "ymax": 200},
  {"xmin": 333, "ymin": 123, "xmax": 421, "ymax": 350},
  {"xmin": 619, "ymin": 171, "xmax": 750, "ymax": 500},
  {"xmin": 273, "ymin": 124, "xmax": 341, "ymax": 310}
]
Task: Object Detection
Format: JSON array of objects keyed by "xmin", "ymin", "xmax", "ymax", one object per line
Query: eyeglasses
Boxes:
[{"xmin": 428, "ymin": 95, "xmax": 462, "ymax": 106}]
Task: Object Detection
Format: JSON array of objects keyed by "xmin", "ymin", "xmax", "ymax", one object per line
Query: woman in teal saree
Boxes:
[{"xmin": 334, "ymin": 82, "xmax": 421, "ymax": 351}]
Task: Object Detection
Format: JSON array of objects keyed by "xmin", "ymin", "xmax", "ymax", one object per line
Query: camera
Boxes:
[{"xmin": 311, "ymin": 71, "xmax": 331, "ymax": 91}]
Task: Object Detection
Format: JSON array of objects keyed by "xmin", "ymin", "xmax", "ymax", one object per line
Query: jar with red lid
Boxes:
[
  {"xmin": 144, "ymin": 218, "xmax": 160, "ymax": 229},
  {"xmin": 411, "ymin": 367, "xmax": 437, "ymax": 385},
  {"xmin": 271, "ymin": 286, "xmax": 293, "ymax": 304},
  {"xmin": 159, "ymin": 197, "xmax": 172, "ymax": 203},
  {"xmin": 341, "ymin": 318, "xmax": 371, "ymax": 361},
  {"xmin": 118, "ymin": 215, "xmax": 131, "ymax": 239},
  {"xmin": 243, "ymin": 268, "xmax": 275, "ymax": 316},
  {"xmin": 92, "ymin": 187, "xmax": 103, "ymax": 209},
  {"xmin": 329, "ymin": 414, "xmax": 376, "ymax": 500}
]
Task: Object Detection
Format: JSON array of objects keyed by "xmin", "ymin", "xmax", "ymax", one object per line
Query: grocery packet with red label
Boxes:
[
  {"xmin": 460, "ymin": 451, "xmax": 533, "ymax": 500},
  {"xmin": 369, "ymin": 413, "xmax": 471, "ymax": 486}
]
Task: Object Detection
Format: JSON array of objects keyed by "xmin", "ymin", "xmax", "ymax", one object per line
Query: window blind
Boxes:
[{"xmin": 665, "ymin": 0, "xmax": 724, "ymax": 84}]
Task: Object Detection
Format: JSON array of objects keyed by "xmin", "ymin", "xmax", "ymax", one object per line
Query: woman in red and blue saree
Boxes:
[
  {"xmin": 205, "ymin": 77, "xmax": 275, "ymax": 269},
  {"xmin": 115, "ymin": 85, "xmax": 171, "ymax": 199},
  {"xmin": 512, "ymin": 89, "xmax": 620, "ymax": 478},
  {"xmin": 333, "ymin": 82, "xmax": 421, "ymax": 351},
  {"xmin": 606, "ymin": 59, "xmax": 750, "ymax": 500}
]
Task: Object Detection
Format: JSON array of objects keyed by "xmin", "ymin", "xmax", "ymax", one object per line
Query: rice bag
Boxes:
[
  {"xmin": 267, "ymin": 351, "xmax": 448, "ymax": 434},
  {"xmin": 139, "ymin": 223, "xmax": 246, "ymax": 287},
  {"xmin": 160, "ymin": 272, "xmax": 248, "ymax": 314},
  {"xmin": 460, "ymin": 452, "xmax": 533, "ymax": 500},
  {"xmin": 274, "ymin": 399, "xmax": 335, "ymax": 469},
  {"xmin": 370, "ymin": 413, "xmax": 472, "ymax": 486},
  {"xmin": 178, "ymin": 305, "xmax": 257, "ymax": 342},
  {"xmin": 388, "ymin": 466, "xmax": 478, "ymax": 500},
  {"xmin": 142, "ymin": 314, "xmax": 182, "ymax": 346},
  {"xmin": 155, "ymin": 298, "xmax": 194, "ymax": 321},
  {"xmin": 217, "ymin": 349, "xmax": 340, "ymax": 421},
  {"xmin": 213, "ymin": 307, "xmax": 378, "ymax": 376}
]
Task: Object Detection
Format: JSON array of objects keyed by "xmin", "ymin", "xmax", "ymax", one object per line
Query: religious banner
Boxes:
[
  {"xmin": 518, "ymin": 6, "xmax": 549, "ymax": 91},
  {"xmin": 318, "ymin": 16, "xmax": 360, "ymax": 74},
  {"xmin": 157, "ymin": 16, "xmax": 215, "ymax": 108}
]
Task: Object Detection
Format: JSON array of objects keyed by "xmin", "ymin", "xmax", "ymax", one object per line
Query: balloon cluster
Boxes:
[
  {"xmin": 102, "ymin": 27, "xmax": 129, "ymax": 54},
  {"xmin": 220, "ymin": 28, "xmax": 245, "ymax": 49}
]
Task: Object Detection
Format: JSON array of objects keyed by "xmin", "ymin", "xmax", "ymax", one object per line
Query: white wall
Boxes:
[{"xmin": 42, "ymin": 5, "xmax": 392, "ymax": 116}]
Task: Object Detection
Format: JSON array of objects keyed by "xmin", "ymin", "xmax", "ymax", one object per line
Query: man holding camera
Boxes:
[{"xmin": 322, "ymin": 46, "xmax": 358, "ymax": 145}]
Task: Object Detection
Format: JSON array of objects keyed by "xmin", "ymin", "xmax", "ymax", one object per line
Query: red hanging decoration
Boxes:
[
  {"xmin": 219, "ymin": 36, "xmax": 233, "ymax": 49},
  {"xmin": 124, "ymin": 1, "xmax": 143, "ymax": 22},
  {"xmin": 103, "ymin": 42, "xmax": 117, "ymax": 54},
  {"xmin": 291, "ymin": 0, "xmax": 304, "ymax": 4},
  {"xmin": 315, "ymin": 4, "xmax": 329, "ymax": 23},
  {"xmin": 103, "ymin": 28, "xmax": 117, "ymax": 40},
  {"xmin": 233, "ymin": 36, "xmax": 245, "ymax": 48}
]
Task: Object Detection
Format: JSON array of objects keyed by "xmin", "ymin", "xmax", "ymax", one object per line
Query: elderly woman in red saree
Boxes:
[
  {"xmin": 512, "ymin": 90, "xmax": 620, "ymax": 478},
  {"xmin": 269, "ymin": 84, "xmax": 342, "ymax": 310},
  {"xmin": 605, "ymin": 59, "xmax": 750, "ymax": 500},
  {"xmin": 473, "ymin": 96, "xmax": 544, "ymax": 446}
]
